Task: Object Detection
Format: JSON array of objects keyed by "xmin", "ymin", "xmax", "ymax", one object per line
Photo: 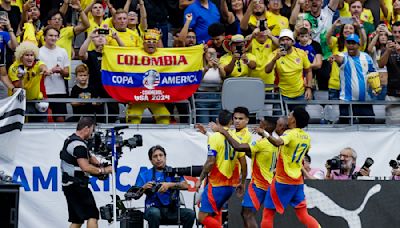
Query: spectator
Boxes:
[
  {"xmin": 220, "ymin": 34, "xmax": 256, "ymax": 78},
  {"xmin": 367, "ymin": 23, "xmax": 389, "ymax": 101},
  {"xmin": 195, "ymin": 47, "xmax": 224, "ymax": 123},
  {"xmin": 348, "ymin": 0, "xmax": 374, "ymax": 37},
  {"xmin": 39, "ymin": 26, "xmax": 70, "ymax": 122},
  {"xmin": 302, "ymin": 154, "xmax": 324, "ymax": 179},
  {"xmin": 265, "ymin": 0, "xmax": 289, "ymax": 36},
  {"xmin": 265, "ymin": 29, "xmax": 313, "ymax": 110},
  {"xmin": 379, "ymin": 0, "xmax": 392, "ymax": 24},
  {"xmin": 247, "ymin": 26, "xmax": 279, "ymax": 91},
  {"xmin": 295, "ymin": 27, "xmax": 323, "ymax": 73},
  {"xmin": 326, "ymin": 19, "xmax": 366, "ymax": 99},
  {"xmin": 108, "ymin": 9, "xmax": 141, "ymax": 47},
  {"xmin": 378, "ymin": 21, "xmax": 400, "ymax": 124},
  {"xmin": 176, "ymin": 13, "xmax": 197, "ymax": 47},
  {"xmin": 8, "ymin": 41, "xmax": 50, "ymax": 122},
  {"xmin": 70, "ymin": 64, "xmax": 102, "ymax": 121},
  {"xmin": 220, "ymin": 0, "xmax": 244, "ymax": 35},
  {"xmin": 0, "ymin": 13, "xmax": 17, "ymax": 93},
  {"xmin": 281, "ymin": 0, "xmax": 296, "ymax": 19},
  {"xmin": 55, "ymin": 2, "xmax": 90, "ymax": 59},
  {"xmin": 206, "ymin": 23, "xmax": 227, "ymax": 58},
  {"xmin": 325, "ymin": 147, "xmax": 370, "ymax": 180},
  {"xmin": 0, "ymin": 0, "xmax": 21, "ymax": 32},
  {"xmin": 84, "ymin": 0, "xmax": 107, "ymax": 33},
  {"xmin": 21, "ymin": 3, "xmax": 42, "ymax": 45},
  {"xmin": 240, "ymin": 0, "xmax": 266, "ymax": 35},
  {"xmin": 79, "ymin": 29, "xmax": 123, "ymax": 123},
  {"xmin": 184, "ymin": 0, "xmax": 220, "ymax": 44},
  {"xmin": 125, "ymin": 29, "xmax": 170, "ymax": 124},
  {"xmin": 123, "ymin": 0, "xmax": 147, "ymax": 35},
  {"xmin": 333, "ymin": 34, "xmax": 377, "ymax": 124},
  {"xmin": 143, "ymin": 0, "xmax": 170, "ymax": 47}
]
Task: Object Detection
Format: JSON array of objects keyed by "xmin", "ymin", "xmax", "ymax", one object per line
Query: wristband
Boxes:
[{"xmin": 263, "ymin": 130, "xmax": 270, "ymax": 138}]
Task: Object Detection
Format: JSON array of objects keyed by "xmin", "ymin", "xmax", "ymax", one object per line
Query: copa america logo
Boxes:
[{"xmin": 143, "ymin": 69, "xmax": 160, "ymax": 89}]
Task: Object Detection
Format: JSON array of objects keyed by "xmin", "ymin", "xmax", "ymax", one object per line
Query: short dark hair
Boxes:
[
  {"xmin": 392, "ymin": 21, "xmax": 400, "ymax": 28},
  {"xmin": 304, "ymin": 154, "xmax": 311, "ymax": 163},
  {"xmin": 233, "ymin": 106, "xmax": 249, "ymax": 118},
  {"xmin": 298, "ymin": 27, "xmax": 309, "ymax": 35},
  {"xmin": 349, "ymin": 0, "xmax": 363, "ymax": 7},
  {"xmin": 208, "ymin": 23, "xmax": 225, "ymax": 37},
  {"xmin": 292, "ymin": 106, "xmax": 310, "ymax": 128},
  {"xmin": 148, "ymin": 145, "xmax": 166, "ymax": 160},
  {"xmin": 43, "ymin": 26, "xmax": 60, "ymax": 36},
  {"xmin": 218, "ymin": 110, "xmax": 232, "ymax": 126},
  {"xmin": 76, "ymin": 117, "xmax": 96, "ymax": 131},
  {"xmin": 46, "ymin": 10, "xmax": 65, "ymax": 26},
  {"xmin": 262, "ymin": 116, "xmax": 277, "ymax": 130}
]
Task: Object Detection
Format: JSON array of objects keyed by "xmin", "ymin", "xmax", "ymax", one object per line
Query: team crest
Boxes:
[
  {"xmin": 143, "ymin": 70, "xmax": 160, "ymax": 89},
  {"xmin": 295, "ymin": 58, "xmax": 301, "ymax": 64}
]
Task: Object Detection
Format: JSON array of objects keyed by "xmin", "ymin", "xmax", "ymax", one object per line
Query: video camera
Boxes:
[
  {"xmin": 327, "ymin": 156, "xmax": 343, "ymax": 170},
  {"xmin": 165, "ymin": 165, "xmax": 203, "ymax": 177},
  {"xmin": 100, "ymin": 195, "xmax": 144, "ymax": 226},
  {"xmin": 88, "ymin": 126, "xmax": 143, "ymax": 160},
  {"xmin": 389, "ymin": 154, "xmax": 400, "ymax": 169}
]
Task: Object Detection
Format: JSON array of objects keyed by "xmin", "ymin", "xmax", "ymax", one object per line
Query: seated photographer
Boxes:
[
  {"xmin": 134, "ymin": 145, "xmax": 195, "ymax": 228},
  {"xmin": 325, "ymin": 147, "xmax": 370, "ymax": 180}
]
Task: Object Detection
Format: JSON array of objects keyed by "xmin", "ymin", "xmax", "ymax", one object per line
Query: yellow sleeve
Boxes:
[
  {"xmin": 237, "ymin": 152, "xmax": 245, "ymax": 158},
  {"xmin": 207, "ymin": 134, "xmax": 219, "ymax": 156},
  {"xmin": 22, "ymin": 23, "xmax": 38, "ymax": 46},
  {"xmin": 280, "ymin": 130, "xmax": 293, "ymax": 146},
  {"xmin": 8, "ymin": 63, "xmax": 19, "ymax": 82},
  {"xmin": 247, "ymin": 53, "xmax": 257, "ymax": 62},
  {"xmin": 301, "ymin": 50, "xmax": 311, "ymax": 69},
  {"xmin": 249, "ymin": 140, "xmax": 260, "ymax": 155},
  {"xmin": 219, "ymin": 54, "xmax": 232, "ymax": 67}
]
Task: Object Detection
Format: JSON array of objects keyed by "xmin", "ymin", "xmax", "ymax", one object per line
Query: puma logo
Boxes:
[{"xmin": 304, "ymin": 184, "xmax": 381, "ymax": 227}]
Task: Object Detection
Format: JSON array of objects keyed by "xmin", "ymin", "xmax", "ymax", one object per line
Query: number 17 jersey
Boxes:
[{"xmin": 275, "ymin": 128, "xmax": 311, "ymax": 185}]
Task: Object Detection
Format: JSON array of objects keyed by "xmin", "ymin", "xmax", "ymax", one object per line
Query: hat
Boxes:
[
  {"xmin": 346, "ymin": 34, "xmax": 360, "ymax": 44},
  {"xmin": 144, "ymin": 29, "xmax": 161, "ymax": 41},
  {"xmin": 279, "ymin": 29, "xmax": 294, "ymax": 41},
  {"xmin": 222, "ymin": 34, "xmax": 249, "ymax": 53}
]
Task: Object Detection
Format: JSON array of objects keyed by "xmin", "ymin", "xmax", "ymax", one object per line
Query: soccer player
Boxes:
[
  {"xmin": 210, "ymin": 117, "xmax": 287, "ymax": 228},
  {"xmin": 260, "ymin": 107, "xmax": 320, "ymax": 228},
  {"xmin": 195, "ymin": 110, "xmax": 247, "ymax": 228}
]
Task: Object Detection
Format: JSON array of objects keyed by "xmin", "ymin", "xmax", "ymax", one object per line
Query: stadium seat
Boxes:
[{"xmin": 221, "ymin": 77, "xmax": 265, "ymax": 118}]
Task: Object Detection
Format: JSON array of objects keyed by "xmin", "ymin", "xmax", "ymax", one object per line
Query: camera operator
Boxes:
[
  {"xmin": 134, "ymin": 145, "xmax": 195, "ymax": 228},
  {"xmin": 325, "ymin": 147, "xmax": 370, "ymax": 180},
  {"xmin": 60, "ymin": 117, "xmax": 112, "ymax": 228}
]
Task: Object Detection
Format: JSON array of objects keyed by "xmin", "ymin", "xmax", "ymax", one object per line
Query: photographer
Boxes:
[
  {"xmin": 325, "ymin": 147, "xmax": 370, "ymax": 180},
  {"xmin": 60, "ymin": 117, "xmax": 112, "ymax": 228},
  {"xmin": 134, "ymin": 145, "xmax": 195, "ymax": 228}
]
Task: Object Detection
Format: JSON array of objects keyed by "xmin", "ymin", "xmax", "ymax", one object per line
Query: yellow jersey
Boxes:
[
  {"xmin": 380, "ymin": 0, "xmax": 393, "ymax": 22},
  {"xmin": 8, "ymin": 60, "xmax": 45, "ymax": 100},
  {"xmin": 207, "ymin": 131, "xmax": 245, "ymax": 187},
  {"xmin": 220, "ymin": 52, "xmax": 256, "ymax": 77},
  {"xmin": 361, "ymin": 8, "xmax": 374, "ymax": 24},
  {"xmin": 249, "ymin": 12, "xmax": 289, "ymax": 36},
  {"xmin": 339, "ymin": 2, "xmax": 351, "ymax": 18},
  {"xmin": 269, "ymin": 47, "xmax": 310, "ymax": 98},
  {"xmin": 107, "ymin": 28, "xmax": 142, "ymax": 47},
  {"xmin": 249, "ymin": 138, "xmax": 278, "ymax": 190},
  {"xmin": 249, "ymin": 39, "xmax": 275, "ymax": 90},
  {"xmin": 275, "ymin": 128, "xmax": 311, "ymax": 185}
]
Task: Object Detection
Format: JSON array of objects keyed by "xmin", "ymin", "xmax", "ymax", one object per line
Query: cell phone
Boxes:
[
  {"xmin": 0, "ymin": 11, "xmax": 7, "ymax": 20},
  {"xmin": 97, "ymin": 29, "xmax": 110, "ymax": 35},
  {"xmin": 259, "ymin": 20, "xmax": 266, "ymax": 31},
  {"xmin": 339, "ymin": 17, "xmax": 354, "ymax": 25},
  {"xmin": 388, "ymin": 35, "xmax": 395, "ymax": 42},
  {"xmin": 210, "ymin": 52, "xmax": 217, "ymax": 59},
  {"xmin": 236, "ymin": 45, "xmax": 243, "ymax": 54}
]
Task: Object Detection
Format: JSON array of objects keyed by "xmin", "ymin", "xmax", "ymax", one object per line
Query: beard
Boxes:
[{"xmin": 254, "ymin": 12, "xmax": 264, "ymax": 16}]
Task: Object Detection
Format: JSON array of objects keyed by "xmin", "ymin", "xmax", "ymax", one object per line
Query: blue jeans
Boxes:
[
  {"xmin": 144, "ymin": 206, "xmax": 195, "ymax": 228},
  {"xmin": 155, "ymin": 23, "xmax": 169, "ymax": 47},
  {"xmin": 195, "ymin": 93, "xmax": 221, "ymax": 123},
  {"xmin": 369, "ymin": 85, "xmax": 387, "ymax": 101}
]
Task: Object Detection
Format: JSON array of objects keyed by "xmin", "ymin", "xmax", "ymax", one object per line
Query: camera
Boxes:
[
  {"xmin": 389, "ymin": 154, "xmax": 400, "ymax": 169},
  {"xmin": 100, "ymin": 195, "xmax": 129, "ymax": 223},
  {"xmin": 165, "ymin": 165, "xmax": 203, "ymax": 177},
  {"xmin": 98, "ymin": 28, "xmax": 110, "ymax": 35},
  {"xmin": 235, "ymin": 45, "xmax": 243, "ymax": 55},
  {"xmin": 352, "ymin": 157, "xmax": 374, "ymax": 179},
  {"xmin": 88, "ymin": 126, "xmax": 143, "ymax": 160},
  {"xmin": 327, "ymin": 156, "xmax": 342, "ymax": 170},
  {"xmin": 259, "ymin": 19, "xmax": 266, "ymax": 31}
]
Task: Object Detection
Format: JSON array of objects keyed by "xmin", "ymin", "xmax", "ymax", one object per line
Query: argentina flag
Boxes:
[{"xmin": 0, "ymin": 89, "xmax": 25, "ymax": 161}]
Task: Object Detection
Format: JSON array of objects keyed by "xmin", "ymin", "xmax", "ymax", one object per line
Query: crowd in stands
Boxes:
[{"xmin": 0, "ymin": 0, "xmax": 400, "ymax": 124}]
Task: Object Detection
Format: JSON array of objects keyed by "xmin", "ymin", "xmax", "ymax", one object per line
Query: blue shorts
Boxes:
[
  {"xmin": 264, "ymin": 180, "xmax": 306, "ymax": 214},
  {"xmin": 242, "ymin": 182, "xmax": 268, "ymax": 211},
  {"xmin": 200, "ymin": 184, "xmax": 235, "ymax": 214}
]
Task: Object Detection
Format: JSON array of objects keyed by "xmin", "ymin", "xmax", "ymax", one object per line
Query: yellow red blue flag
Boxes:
[{"xmin": 101, "ymin": 45, "xmax": 204, "ymax": 103}]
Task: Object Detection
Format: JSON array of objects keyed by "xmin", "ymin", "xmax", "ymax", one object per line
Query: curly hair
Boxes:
[{"xmin": 15, "ymin": 42, "xmax": 39, "ymax": 61}]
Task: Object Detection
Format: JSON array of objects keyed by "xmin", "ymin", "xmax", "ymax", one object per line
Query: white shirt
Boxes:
[
  {"xmin": 39, "ymin": 46, "xmax": 70, "ymax": 95},
  {"xmin": 309, "ymin": 6, "xmax": 335, "ymax": 43},
  {"xmin": 198, "ymin": 67, "xmax": 222, "ymax": 91}
]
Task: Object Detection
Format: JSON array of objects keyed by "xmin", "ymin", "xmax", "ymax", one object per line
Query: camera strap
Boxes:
[{"xmin": 60, "ymin": 134, "xmax": 86, "ymax": 166}]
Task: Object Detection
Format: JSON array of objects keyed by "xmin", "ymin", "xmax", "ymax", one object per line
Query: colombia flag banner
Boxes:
[{"xmin": 101, "ymin": 45, "xmax": 204, "ymax": 103}]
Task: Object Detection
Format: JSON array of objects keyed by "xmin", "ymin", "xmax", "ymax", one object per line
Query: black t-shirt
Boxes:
[
  {"xmin": 70, "ymin": 85, "xmax": 99, "ymax": 115},
  {"xmin": 83, "ymin": 51, "xmax": 108, "ymax": 97},
  {"xmin": 385, "ymin": 49, "xmax": 400, "ymax": 96},
  {"xmin": 144, "ymin": 0, "xmax": 169, "ymax": 27},
  {"xmin": 280, "ymin": 3, "xmax": 292, "ymax": 23},
  {"xmin": 0, "ymin": 5, "xmax": 21, "ymax": 32}
]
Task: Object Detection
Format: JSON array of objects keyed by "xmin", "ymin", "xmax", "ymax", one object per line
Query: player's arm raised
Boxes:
[
  {"xmin": 262, "ymin": 131, "xmax": 284, "ymax": 147},
  {"xmin": 209, "ymin": 122, "xmax": 251, "ymax": 155}
]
